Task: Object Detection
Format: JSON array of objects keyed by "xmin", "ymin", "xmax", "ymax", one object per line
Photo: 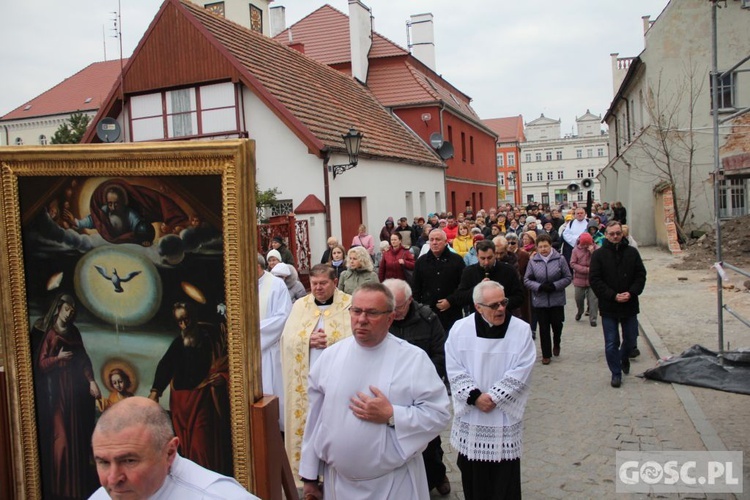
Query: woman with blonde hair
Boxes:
[
  {"xmin": 351, "ymin": 224, "xmax": 375, "ymax": 260},
  {"xmin": 337, "ymin": 245, "xmax": 379, "ymax": 294},
  {"xmin": 451, "ymin": 223, "xmax": 473, "ymax": 258}
]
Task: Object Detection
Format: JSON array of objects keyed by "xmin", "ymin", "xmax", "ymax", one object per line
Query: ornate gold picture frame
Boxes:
[{"xmin": 0, "ymin": 140, "xmax": 259, "ymax": 498}]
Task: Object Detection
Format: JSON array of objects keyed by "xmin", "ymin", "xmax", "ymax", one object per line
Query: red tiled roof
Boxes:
[
  {"xmin": 273, "ymin": 5, "xmax": 407, "ymax": 66},
  {"xmin": 179, "ymin": 1, "xmax": 442, "ymax": 167},
  {"xmin": 1, "ymin": 60, "xmax": 125, "ymax": 120},
  {"xmin": 273, "ymin": 5, "xmax": 478, "ymax": 121},
  {"xmin": 483, "ymin": 116, "xmax": 526, "ymax": 143}
]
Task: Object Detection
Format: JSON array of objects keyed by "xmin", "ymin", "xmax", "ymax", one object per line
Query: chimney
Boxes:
[
  {"xmin": 642, "ymin": 15, "xmax": 651, "ymax": 35},
  {"xmin": 349, "ymin": 0, "xmax": 372, "ymax": 84},
  {"xmin": 270, "ymin": 5, "xmax": 286, "ymax": 37},
  {"xmin": 409, "ymin": 13, "xmax": 436, "ymax": 72}
]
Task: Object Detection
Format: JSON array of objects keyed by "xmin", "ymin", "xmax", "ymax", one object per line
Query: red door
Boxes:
[{"xmin": 339, "ymin": 197, "xmax": 363, "ymax": 249}]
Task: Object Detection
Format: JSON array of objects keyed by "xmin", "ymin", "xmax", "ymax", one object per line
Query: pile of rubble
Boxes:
[{"xmin": 671, "ymin": 214, "xmax": 750, "ymax": 271}]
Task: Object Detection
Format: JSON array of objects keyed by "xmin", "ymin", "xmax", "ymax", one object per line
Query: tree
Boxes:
[
  {"xmin": 51, "ymin": 111, "xmax": 92, "ymax": 144},
  {"xmin": 628, "ymin": 65, "xmax": 705, "ymax": 241},
  {"xmin": 255, "ymin": 183, "xmax": 281, "ymax": 222}
]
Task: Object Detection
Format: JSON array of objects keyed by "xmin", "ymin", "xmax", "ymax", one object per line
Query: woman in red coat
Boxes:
[{"xmin": 378, "ymin": 232, "xmax": 415, "ymax": 282}]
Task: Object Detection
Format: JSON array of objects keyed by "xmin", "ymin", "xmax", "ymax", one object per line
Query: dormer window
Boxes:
[
  {"xmin": 23, "ymin": 105, "xmax": 32, "ymax": 111},
  {"xmin": 84, "ymin": 97, "xmax": 93, "ymax": 103}
]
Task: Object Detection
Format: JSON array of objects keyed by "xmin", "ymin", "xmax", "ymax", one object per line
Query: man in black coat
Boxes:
[
  {"xmin": 383, "ymin": 278, "xmax": 450, "ymax": 495},
  {"xmin": 412, "ymin": 229, "xmax": 466, "ymax": 332},
  {"xmin": 589, "ymin": 221, "xmax": 647, "ymax": 388},
  {"xmin": 454, "ymin": 240, "xmax": 525, "ymax": 315}
]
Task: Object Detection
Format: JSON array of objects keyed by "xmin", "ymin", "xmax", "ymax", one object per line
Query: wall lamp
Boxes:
[{"xmin": 330, "ymin": 127, "xmax": 364, "ymax": 179}]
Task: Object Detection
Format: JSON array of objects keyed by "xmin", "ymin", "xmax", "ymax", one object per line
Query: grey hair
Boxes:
[
  {"xmin": 257, "ymin": 253, "xmax": 266, "ymax": 268},
  {"xmin": 382, "ymin": 278, "xmax": 413, "ymax": 301},
  {"xmin": 353, "ymin": 282, "xmax": 395, "ymax": 311},
  {"xmin": 504, "ymin": 232, "xmax": 518, "ymax": 240},
  {"xmin": 94, "ymin": 397, "xmax": 174, "ymax": 452},
  {"xmin": 472, "ymin": 280, "xmax": 505, "ymax": 305}
]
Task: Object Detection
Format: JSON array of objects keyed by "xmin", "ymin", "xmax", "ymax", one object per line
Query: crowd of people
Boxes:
[{"xmin": 253, "ymin": 199, "xmax": 644, "ymax": 499}]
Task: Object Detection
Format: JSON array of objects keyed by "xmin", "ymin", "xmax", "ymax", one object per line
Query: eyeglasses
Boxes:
[
  {"xmin": 607, "ymin": 231, "xmax": 623, "ymax": 236},
  {"xmin": 477, "ymin": 299, "xmax": 510, "ymax": 310},
  {"xmin": 349, "ymin": 307, "xmax": 393, "ymax": 319},
  {"xmin": 508, "ymin": 241, "xmax": 517, "ymax": 245}
]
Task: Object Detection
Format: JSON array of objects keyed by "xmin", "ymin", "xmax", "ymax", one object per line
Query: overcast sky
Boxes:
[{"xmin": 0, "ymin": 0, "xmax": 668, "ymax": 134}]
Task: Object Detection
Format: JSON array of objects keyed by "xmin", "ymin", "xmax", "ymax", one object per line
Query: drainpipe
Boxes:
[{"xmin": 322, "ymin": 153, "xmax": 333, "ymax": 238}]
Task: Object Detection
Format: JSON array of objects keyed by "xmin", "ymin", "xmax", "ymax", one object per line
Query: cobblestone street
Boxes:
[{"xmin": 432, "ymin": 246, "xmax": 749, "ymax": 499}]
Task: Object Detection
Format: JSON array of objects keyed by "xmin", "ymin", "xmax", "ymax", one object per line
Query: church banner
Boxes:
[{"xmin": 0, "ymin": 140, "xmax": 259, "ymax": 498}]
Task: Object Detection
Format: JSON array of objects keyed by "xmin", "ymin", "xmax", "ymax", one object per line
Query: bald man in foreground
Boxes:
[{"xmin": 90, "ymin": 396, "xmax": 256, "ymax": 499}]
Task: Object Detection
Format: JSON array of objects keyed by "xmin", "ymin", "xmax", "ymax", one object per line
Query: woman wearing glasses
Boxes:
[{"xmin": 523, "ymin": 233, "xmax": 572, "ymax": 365}]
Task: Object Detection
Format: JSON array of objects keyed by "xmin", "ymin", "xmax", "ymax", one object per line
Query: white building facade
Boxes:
[{"xmin": 520, "ymin": 111, "xmax": 608, "ymax": 207}]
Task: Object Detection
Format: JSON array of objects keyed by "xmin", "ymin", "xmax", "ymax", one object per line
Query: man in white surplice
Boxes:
[
  {"xmin": 446, "ymin": 281, "xmax": 535, "ymax": 500},
  {"xmin": 257, "ymin": 254, "xmax": 292, "ymax": 430},
  {"xmin": 299, "ymin": 283, "xmax": 451, "ymax": 499}
]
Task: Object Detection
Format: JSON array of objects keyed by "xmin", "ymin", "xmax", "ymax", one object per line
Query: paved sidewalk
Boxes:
[{"xmin": 431, "ymin": 248, "xmax": 748, "ymax": 499}]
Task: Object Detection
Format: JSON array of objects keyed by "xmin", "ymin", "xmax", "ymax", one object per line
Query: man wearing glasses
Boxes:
[
  {"xmin": 299, "ymin": 283, "xmax": 450, "ymax": 499},
  {"xmin": 589, "ymin": 221, "xmax": 647, "ymax": 388},
  {"xmin": 445, "ymin": 281, "xmax": 535, "ymax": 499}
]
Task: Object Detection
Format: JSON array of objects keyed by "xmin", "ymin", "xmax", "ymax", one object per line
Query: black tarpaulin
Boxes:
[{"xmin": 641, "ymin": 345, "xmax": 750, "ymax": 395}]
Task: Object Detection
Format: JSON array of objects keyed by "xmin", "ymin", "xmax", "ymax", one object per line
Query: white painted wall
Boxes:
[
  {"xmin": 242, "ymin": 87, "xmax": 445, "ymax": 260},
  {"xmin": 0, "ymin": 111, "xmax": 96, "ymax": 146}
]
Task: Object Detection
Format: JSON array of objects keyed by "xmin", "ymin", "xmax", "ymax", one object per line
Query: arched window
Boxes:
[
  {"xmin": 14, "ymin": 137, "xmax": 23, "ymax": 146},
  {"xmin": 39, "ymin": 134, "xmax": 48, "ymax": 145}
]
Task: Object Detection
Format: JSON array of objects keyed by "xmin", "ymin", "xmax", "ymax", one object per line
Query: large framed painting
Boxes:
[{"xmin": 0, "ymin": 140, "xmax": 259, "ymax": 499}]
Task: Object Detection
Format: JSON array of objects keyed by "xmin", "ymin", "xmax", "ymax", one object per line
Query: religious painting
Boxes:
[{"xmin": 0, "ymin": 140, "xmax": 259, "ymax": 499}]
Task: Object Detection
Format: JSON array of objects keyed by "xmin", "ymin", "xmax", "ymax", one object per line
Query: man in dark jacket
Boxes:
[
  {"xmin": 589, "ymin": 221, "xmax": 647, "ymax": 388},
  {"xmin": 412, "ymin": 229, "xmax": 466, "ymax": 332},
  {"xmin": 383, "ymin": 278, "xmax": 450, "ymax": 496},
  {"xmin": 454, "ymin": 240, "xmax": 525, "ymax": 315}
]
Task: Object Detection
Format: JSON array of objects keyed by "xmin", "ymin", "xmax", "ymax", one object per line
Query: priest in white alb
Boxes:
[
  {"xmin": 446, "ymin": 281, "xmax": 535, "ymax": 500},
  {"xmin": 257, "ymin": 254, "xmax": 292, "ymax": 430},
  {"xmin": 299, "ymin": 283, "xmax": 451, "ymax": 499}
]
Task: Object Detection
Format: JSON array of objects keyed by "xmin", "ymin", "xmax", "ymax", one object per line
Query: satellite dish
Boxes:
[
  {"xmin": 437, "ymin": 141, "xmax": 454, "ymax": 160},
  {"xmin": 581, "ymin": 178, "xmax": 594, "ymax": 190},
  {"xmin": 429, "ymin": 132, "xmax": 444, "ymax": 150},
  {"xmin": 567, "ymin": 183, "xmax": 581, "ymax": 193},
  {"xmin": 96, "ymin": 117, "xmax": 121, "ymax": 143}
]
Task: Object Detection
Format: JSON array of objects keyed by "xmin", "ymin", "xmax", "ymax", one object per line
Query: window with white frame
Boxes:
[
  {"xmin": 498, "ymin": 174, "xmax": 505, "ymax": 185},
  {"xmin": 556, "ymin": 151, "xmax": 563, "ymax": 160},
  {"xmin": 547, "ymin": 171, "xmax": 553, "ymax": 180},
  {"xmin": 497, "ymin": 154, "xmax": 504, "ymax": 167},
  {"xmin": 577, "ymin": 191, "xmax": 584, "ymax": 201},
  {"xmin": 587, "ymin": 169, "xmax": 595, "ymax": 177},
  {"xmin": 130, "ymin": 82, "xmax": 238, "ymax": 141},
  {"xmin": 587, "ymin": 149, "xmax": 593, "ymax": 158},
  {"xmin": 597, "ymin": 148, "xmax": 604, "ymax": 157},
  {"xmin": 536, "ymin": 172, "xmax": 543, "ymax": 181},
  {"xmin": 576, "ymin": 169, "xmax": 584, "ymax": 178},
  {"xmin": 719, "ymin": 178, "xmax": 747, "ymax": 218},
  {"xmin": 508, "ymin": 153, "xmax": 515, "ymax": 166},
  {"xmin": 546, "ymin": 151, "xmax": 552, "ymax": 161},
  {"xmin": 557, "ymin": 170, "xmax": 564, "ymax": 180},
  {"xmin": 711, "ymin": 71, "xmax": 736, "ymax": 110},
  {"xmin": 39, "ymin": 135, "xmax": 48, "ymax": 145},
  {"xmin": 535, "ymin": 152, "xmax": 542, "ymax": 162},
  {"xmin": 525, "ymin": 153, "xmax": 531, "ymax": 163},
  {"xmin": 526, "ymin": 173, "xmax": 533, "ymax": 182},
  {"xmin": 576, "ymin": 149, "xmax": 582, "ymax": 158},
  {"xmin": 14, "ymin": 137, "xmax": 23, "ymax": 145}
]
